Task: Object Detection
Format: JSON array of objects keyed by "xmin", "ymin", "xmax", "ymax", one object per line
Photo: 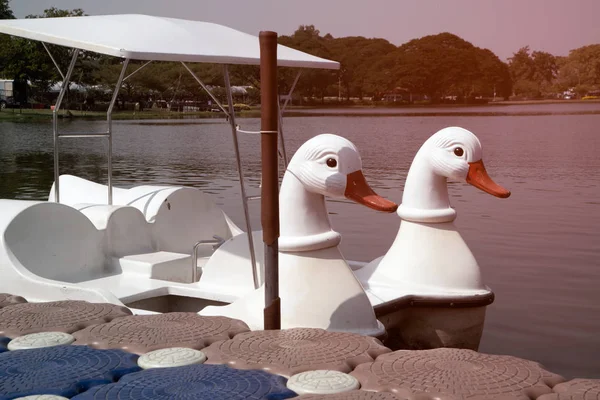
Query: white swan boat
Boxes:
[
  {"xmin": 354, "ymin": 126, "xmax": 511, "ymax": 349},
  {"xmin": 0, "ymin": 14, "xmax": 510, "ymax": 351}
]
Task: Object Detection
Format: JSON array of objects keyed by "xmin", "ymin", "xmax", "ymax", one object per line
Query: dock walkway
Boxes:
[{"xmin": 0, "ymin": 294, "xmax": 597, "ymax": 399}]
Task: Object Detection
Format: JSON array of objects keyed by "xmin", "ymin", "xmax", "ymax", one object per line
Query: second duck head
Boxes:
[{"xmin": 399, "ymin": 127, "xmax": 510, "ymax": 223}]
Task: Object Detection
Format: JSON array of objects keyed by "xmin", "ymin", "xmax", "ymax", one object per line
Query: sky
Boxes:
[{"xmin": 9, "ymin": 0, "xmax": 600, "ymax": 61}]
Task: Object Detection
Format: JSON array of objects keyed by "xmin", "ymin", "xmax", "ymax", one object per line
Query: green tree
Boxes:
[
  {"xmin": 26, "ymin": 7, "xmax": 85, "ymax": 18},
  {"xmin": 508, "ymin": 46, "xmax": 557, "ymax": 98},
  {"xmin": 473, "ymin": 49, "xmax": 512, "ymax": 99},
  {"xmin": 25, "ymin": 7, "xmax": 93, "ymax": 85},
  {"xmin": 278, "ymin": 25, "xmax": 337, "ymax": 103},
  {"xmin": 532, "ymin": 50, "xmax": 558, "ymax": 84},
  {"xmin": 508, "ymin": 47, "xmax": 534, "ymax": 80},
  {"xmin": 366, "ymin": 32, "xmax": 508, "ymax": 102},
  {"xmin": 1, "ymin": 37, "xmax": 56, "ymax": 85},
  {"xmin": 556, "ymin": 44, "xmax": 600, "ymax": 96},
  {"xmin": 0, "ymin": 0, "xmax": 15, "ymax": 19},
  {"xmin": 327, "ymin": 36, "xmax": 396, "ymax": 100},
  {"xmin": 0, "ymin": 7, "xmax": 93, "ymax": 105},
  {"xmin": 0, "ymin": 0, "xmax": 15, "ymax": 75}
]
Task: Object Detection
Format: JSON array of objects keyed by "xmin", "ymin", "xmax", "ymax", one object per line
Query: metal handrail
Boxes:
[
  {"xmin": 192, "ymin": 235, "xmax": 225, "ymax": 282},
  {"xmin": 236, "ymin": 125, "xmax": 285, "ymax": 162},
  {"xmin": 52, "ymin": 48, "xmax": 79, "ymax": 204},
  {"xmin": 50, "ymin": 52, "xmax": 128, "ymax": 205},
  {"xmin": 58, "ymin": 133, "xmax": 110, "ymax": 138},
  {"xmin": 236, "ymin": 126, "xmax": 260, "ymax": 134}
]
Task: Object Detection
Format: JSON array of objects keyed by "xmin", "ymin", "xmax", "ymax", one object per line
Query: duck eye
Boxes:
[
  {"xmin": 326, "ymin": 158, "xmax": 337, "ymax": 168},
  {"xmin": 454, "ymin": 147, "xmax": 464, "ymax": 157}
]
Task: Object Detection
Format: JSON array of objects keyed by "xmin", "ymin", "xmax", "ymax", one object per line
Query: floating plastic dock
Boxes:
[{"xmin": 0, "ymin": 293, "xmax": 598, "ymax": 400}]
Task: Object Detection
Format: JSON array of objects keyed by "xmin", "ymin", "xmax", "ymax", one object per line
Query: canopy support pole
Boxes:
[
  {"xmin": 281, "ymin": 71, "xmax": 301, "ymax": 113},
  {"xmin": 277, "ymin": 102, "xmax": 288, "ymax": 167},
  {"xmin": 106, "ymin": 59, "xmax": 129, "ymax": 205},
  {"xmin": 42, "ymin": 42, "xmax": 66, "ymax": 81},
  {"xmin": 259, "ymin": 31, "xmax": 280, "ymax": 330},
  {"xmin": 223, "ymin": 65, "xmax": 260, "ymax": 290},
  {"xmin": 182, "ymin": 62, "xmax": 230, "ymax": 116},
  {"xmin": 123, "ymin": 60, "xmax": 152, "ymax": 82},
  {"xmin": 276, "ymin": 71, "xmax": 301, "ymax": 168},
  {"xmin": 52, "ymin": 48, "xmax": 79, "ymax": 203}
]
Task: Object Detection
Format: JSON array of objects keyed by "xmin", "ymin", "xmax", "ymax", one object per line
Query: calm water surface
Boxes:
[{"xmin": 1, "ymin": 104, "xmax": 599, "ymax": 378}]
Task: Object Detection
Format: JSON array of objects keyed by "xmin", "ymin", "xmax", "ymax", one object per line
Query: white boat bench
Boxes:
[{"xmin": 113, "ymin": 251, "xmax": 193, "ymax": 284}]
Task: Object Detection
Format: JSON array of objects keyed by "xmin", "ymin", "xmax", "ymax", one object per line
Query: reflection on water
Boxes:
[{"xmin": 1, "ymin": 105, "xmax": 600, "ymax": 379}]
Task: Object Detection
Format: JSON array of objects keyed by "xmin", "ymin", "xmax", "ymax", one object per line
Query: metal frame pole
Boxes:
[
  {"xmin": 259, "ymin": 31, "xmax": 280, "ymax": 330},
  {"xmin": 276, "ymin": 71, "xmax": 301, "ymax": 167},
  {"xmin": 277, "ymin": 102, "xmax": 288, "ymax": 167},
  {"xmin": 52, "ymin": 48, "xmax": 79, "ymax": 203},
  {"xmin": 182, "ymin": 62, "xmax": 230, "ymax": 116},
  {"xmin": 281, "ymin": 71, "xmax": 301, "ymax": 113},
  {"xmin": 42, "ymin": 42, "xmax": 66, "ymax": 81},
  {"xmin": 106, "ymin": 58, "xmax": 130, "ymax": 205},
  {"xmin": 123, "ymin": 60, "xmax": 152, "ymax": 82},
  {"xmin": 223, "ymin": 65, "xmax": 260, "ymax": 290}
]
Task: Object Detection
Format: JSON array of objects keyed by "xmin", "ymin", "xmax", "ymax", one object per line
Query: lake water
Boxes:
[{"xmin": 1, "ymin": 103, "xmax": 599, "ymax": 379}]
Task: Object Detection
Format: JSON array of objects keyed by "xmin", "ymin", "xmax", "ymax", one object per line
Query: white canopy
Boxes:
[{"xmin": 0, "ymin": 14, "xmax": 340, "ymax": 70}]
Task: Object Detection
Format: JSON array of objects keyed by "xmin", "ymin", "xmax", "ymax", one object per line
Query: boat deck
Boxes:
[{"xmin": 79, "ymin": 268, "xmax": 235, "ymax": 306}]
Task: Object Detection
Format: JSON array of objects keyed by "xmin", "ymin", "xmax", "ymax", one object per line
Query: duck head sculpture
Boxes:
[
  {"xmin": 200, "ymin": 133, "xmax": 397, "ymax": 337},
  {"xmin": 279, "ymin": 133, "xmax": 398, "ymax": 252},
  {"xmin": 398, "ymin": 126, "xmax": 510, "ymax": 224}
]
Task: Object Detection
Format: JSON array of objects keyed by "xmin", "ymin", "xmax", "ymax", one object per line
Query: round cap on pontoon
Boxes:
[
  {"xmin": 287, "ymin": 369, "xmax": 360, "ymax": 395},
  {"xmin": 7, "ymin": 332, "xmax": 75, "ymax": 351},
  {"xmin": 137, "ymin": 347, "xmax": 207, "ymax": 369}
]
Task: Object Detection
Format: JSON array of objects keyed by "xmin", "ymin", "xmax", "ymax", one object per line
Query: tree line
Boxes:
[{"xmin": 1, "ymin": 1, "xmax": 599, "ymax": 109}]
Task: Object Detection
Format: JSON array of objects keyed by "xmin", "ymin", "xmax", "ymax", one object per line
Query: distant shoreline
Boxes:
[
  {"xmin": 484, "ymin": 99, "xmax": 600, "ymax": 105},
  {"xmin": 292, "ymin": 99, "xmax": 600, "ymax": 109},
  {"xmin": 1, "ymin": 99, "xmax": 599, "ymax": 122}
]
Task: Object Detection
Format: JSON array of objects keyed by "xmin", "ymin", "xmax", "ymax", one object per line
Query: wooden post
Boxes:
[{"xmin": 259, "ymin": 31, "xmax": 281, "ymax": 330}]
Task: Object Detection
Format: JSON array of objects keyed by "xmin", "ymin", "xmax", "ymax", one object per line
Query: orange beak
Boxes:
[
  {"xmin": 344, "ymin": 170, "xmax": 398, "ymax": 212},
  {"xmin": 466, "ymin": 160, "xmax": 511, "ymax": 198}
]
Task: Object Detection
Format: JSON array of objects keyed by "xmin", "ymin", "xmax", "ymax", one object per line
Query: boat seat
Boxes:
[
  {"xmin": 50, "ymin": 175, "xmax": 236, "ymax": 257},
  {"xmin": 71, "ymin": 203, "xmax": 155, "ymax": 259},
  {"xmin": 141, "ymin": 186, "xmax": 233, "ymax": 256},
  {"xmin": 112, "ymin": 251, "xmax": 193, "ymax": 284},
  {"xmin": 67, "ymin": 201, "xmax": 211, "ymax": 284},
  {"xmin": 48, "ymin": 175, "xmax": 130, "ymax": 205},
  {"xmin": 2, "ymin": 201, "xmax": 107, "ymax": 283}
]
